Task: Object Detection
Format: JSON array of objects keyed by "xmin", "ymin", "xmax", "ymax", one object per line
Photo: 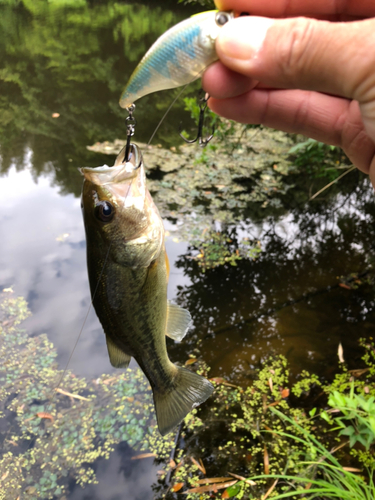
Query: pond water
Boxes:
[{"xmin": 1, "ymin": 1, "xmax": 375, "ymax": 499}]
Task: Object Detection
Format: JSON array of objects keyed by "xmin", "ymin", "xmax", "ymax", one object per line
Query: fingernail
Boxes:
[{"xmin": 217, "ymin": 17, "xmax": 274, "ymax": 60}]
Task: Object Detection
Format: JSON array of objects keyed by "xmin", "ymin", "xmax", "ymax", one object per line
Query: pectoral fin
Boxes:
[
  {"xmin": 165, "ymin": 301, "xmax": 192, "ymax": 342},
  {"xmin": 106, "ymin": 336, "xmax": 131, "ymax": 369}
]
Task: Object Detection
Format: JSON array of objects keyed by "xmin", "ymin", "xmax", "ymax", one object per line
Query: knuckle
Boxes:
[{"xmin": 276, "ymin": 18, "xmax": 317, "ymax": 85}]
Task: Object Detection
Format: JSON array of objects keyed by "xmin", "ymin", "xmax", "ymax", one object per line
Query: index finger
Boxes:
[{"xmin": 215, "ymin": 0, "xmax": 375, "ymax": 19}]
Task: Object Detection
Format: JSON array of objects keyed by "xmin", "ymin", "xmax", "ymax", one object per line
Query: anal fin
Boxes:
[
  {"xmin": 165, "ymin": 301, "xmax": 192, "ymax": 342},
  {"xmin": 106, "ymin": 336, "xmax": 131, "ymax": 369}
]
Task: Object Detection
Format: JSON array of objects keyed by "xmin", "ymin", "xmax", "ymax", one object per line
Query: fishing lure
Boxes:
[{"xmin": 119, "ymin": 10, "xmax": 234, "ymax": 109}]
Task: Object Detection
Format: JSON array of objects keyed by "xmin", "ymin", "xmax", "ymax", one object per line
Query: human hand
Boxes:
[{"xmin": 202, "ymin": 0, "xmax": 375, "ymax": 185}]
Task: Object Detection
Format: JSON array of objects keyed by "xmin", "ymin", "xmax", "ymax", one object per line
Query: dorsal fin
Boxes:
[
  {"xmin": 165, "ymin": 301, "xmax": 192, "ymax": 342},
  {"xmin": 106, "ymin": 336, "xmax": 131, "ymax": 369}
]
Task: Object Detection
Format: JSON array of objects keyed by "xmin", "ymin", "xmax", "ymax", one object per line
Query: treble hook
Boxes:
[
  {"xmin": 179, "ymin": 93, "xmax": 215, "ymax": 147},
  {"xmin": 123, "ymin": 104, "xmax": 136, "ymax": 163}
]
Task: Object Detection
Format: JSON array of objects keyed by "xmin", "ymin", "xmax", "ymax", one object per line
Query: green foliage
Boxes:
[
  {"xmin": 178, "ymin": 0, "xmax": 215, "ymax": 6},
  {"xmin": 189, "ymin": 228, "xmax": 261, "ymax": 271},
  {"xmin": 0, "ymin": 0, "xmax": 189, "ymax": 192},
  {"xmin": 289, "ymin": 138, "xmax": 351, "ymax": 181},
  {"xmin": 247, "ymin": 408, "xmax": 375, "ymax": 500},
  {"xmin": 2, "ymin": 292, "xmax": 375, "ymax": 499},
  {"xmin": 327, "ymin": 388, "xmax": 375, "ymax": 449},
  {"xmin": 0, "ymin": 291, "xmax": 158, "ymax": 499}
]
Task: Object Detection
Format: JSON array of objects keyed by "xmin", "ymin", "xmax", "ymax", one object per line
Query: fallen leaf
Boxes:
[
  {"xmin": 184, "ymin": 480, "xmax": 237, "ymax": 494},
  {"xmin": 338, "ymin": 343, "xmax": 345, "ymax": 363},
  {"xmin": 263, "ymin": 479, "xmax": 279, "ymax": 500},
  {"xmin": 268, "ymin": 377, "xmax": 273, "ymax": 391},
  {"xmin": 102, "ymin": 377, "xmax": 116, "ymax": 385},
  {"xmin": 222, "ymin": 490, "xmax": 229, "ymax": 499},
  {"xmin": 343, "ymin": 467, "xmax": 361, "ymax": 472},
  {"xmin": 197, "ymin": 477, "xmax": 232, "ymax": 485},
  {"xmin": 348, "ymin": 368, "xmax": 369, "ymax": 377},
  {"xmin": 264, "ymin": 445, "xmax": 269, "ymax": 475},
  {"xmin": 339, "ymin": 283, "xmax": 351, "ymax": 290},
  {"xmin": 228, "ymin": 472, "xmax": 256, "ymax": 486},
  {"xmin": 172, "ymin": 483, "xmax": 184, "ymax": 492},
  {"xmin": 199, "ymin": 458, "xmax": 206, "ymax": 475},
  {"xmin": 55, "ymin": 388, "xmax": 90, "ymax": 401},
  {"xmin": 169, "ymin": 459, "xmax": 176, "ymax": 468},
  {"xmin": 262, "ymin": 394, "xmax": 268, "ymax": 414},
  {"xmin": 36, "ymin": 412, "xmax": 54, "ymax": 422},
  {"xmin": 131, "ymin": 453, "xmax": 156, "ymax": 460},
  {"xmin": 2, "ymin": 287, "xmax": 13, "ymax": 293},
  {"xmin": 210, "ymin": 377, "xmax": 226, "ymax": 384},
  {"xmin": 52, "ymin": 113, "xmax": 60, "ymax": 118},
  {"xmin": 1, "ymin": 471, "xmax": 9, "ymax": 480},
  {"xmin": 185, "ymin": 358, "xmax": 197, "ymax": 366},
  {"xmin": 191, "ymin": 457, "xmax": 206, "ymax": 474},
  {"xmin": 209, "ymin": 377, "xmax": 238, "ymax": 388},
  {"xmin": 280, "ymin": 388, "xmax": 290, "ymax": 398}
]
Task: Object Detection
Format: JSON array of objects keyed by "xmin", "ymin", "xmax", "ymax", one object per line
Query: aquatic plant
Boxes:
[
  {"xmin": 1, "ymin": 291, "xmax": 374, "ymax": 499},
  {"xmin": 188, "ymin": 227, "xmax": 262, "ymax": 271},
  {"xmin": 244, "ymin": 408, "xmax": 375, "ymax": 500},
  {"xmin": 154, "ymin": 345, "xmax": 375, "ymax": 499},
  {"xmin": 0, "ymin": 290, "xmax": 161, "ymax": 499}
]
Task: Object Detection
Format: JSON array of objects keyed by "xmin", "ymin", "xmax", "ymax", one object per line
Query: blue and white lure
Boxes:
[{"xmin": 119, "ymin": 10, "xmax": 234, "ymax": 109}]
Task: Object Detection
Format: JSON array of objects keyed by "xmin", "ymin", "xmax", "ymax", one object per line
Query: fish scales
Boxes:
[
  {"xmin": 81, "ymin": 144, "xmax": 213, "ymax": 435},
  {"xmin": 120, "ymin": 10, "xmax": 234, "ymax": 108}
]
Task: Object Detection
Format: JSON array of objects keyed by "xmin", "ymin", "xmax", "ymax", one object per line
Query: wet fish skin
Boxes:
[
  {"xmin": 119, "ymin": 10, "xmax": 234, "ymax": 108},
  {"xmin": 80, "ymin": 144, "xmax": 213, "ymax": 435}
]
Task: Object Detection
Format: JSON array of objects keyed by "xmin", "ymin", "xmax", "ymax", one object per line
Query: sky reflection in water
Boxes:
[{"xmin": 1, "ymin": 0, "xmax": 375, "ymax": 498}]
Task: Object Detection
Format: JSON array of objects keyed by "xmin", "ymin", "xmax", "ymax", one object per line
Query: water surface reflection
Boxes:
[{"xmin": 1, "ymin": 1, "xmax": 375, "ymax": 499}]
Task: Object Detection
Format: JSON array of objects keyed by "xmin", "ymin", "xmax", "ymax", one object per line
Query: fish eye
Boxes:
[
  {"xmin": 215, "ymin": 11, "xmax": 231, "ymax": 27},
  {"xmin": 95, "ymin": 201, "xmax": 115, "ymax": 223}
]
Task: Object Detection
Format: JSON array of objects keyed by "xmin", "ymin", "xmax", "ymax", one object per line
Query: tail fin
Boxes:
[{"xmin": 153, "ymin": 367, "xmax": 214, "ymax": 436}]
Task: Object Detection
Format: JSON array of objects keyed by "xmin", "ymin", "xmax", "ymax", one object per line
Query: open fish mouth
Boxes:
[{"xmin": 81, "ymin": 143, "xmax": 141, "ymax": 185}]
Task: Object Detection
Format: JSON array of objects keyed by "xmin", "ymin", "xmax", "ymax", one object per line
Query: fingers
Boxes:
[
  {"xmin": 215, "ymin": 17, "xmax": 375, "ymax": 98},
  {"xmin": 212, "ymin": 16, "xmax": 375, "ymax": 140},
  {"xmin": 215, "ymin": 0, "xmax": 375, "ymax": 18},
  {"xmin": 208, "ymin": 89, "xmax": 375, "ymax": 174},
  {"xmin": 202, "ymin": 62, "xmax": 258, "ymax": 99}
]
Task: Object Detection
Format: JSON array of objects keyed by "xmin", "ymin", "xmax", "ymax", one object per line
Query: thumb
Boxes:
[{"xmin": 215, "ymin": 16, "xmax": 375, "ymax": 137}]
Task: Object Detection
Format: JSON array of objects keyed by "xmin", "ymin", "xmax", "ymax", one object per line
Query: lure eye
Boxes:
[
  {"xmin": 95, "ymin": 201, "xmax": 115, "ymax": 223},
  {"xmin": 215, "ymin": 11, "xmax": 231, "ymax": 27}
]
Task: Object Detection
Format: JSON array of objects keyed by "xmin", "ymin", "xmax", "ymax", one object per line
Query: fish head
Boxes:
[{"xmin": 81, "ymin": 143, "xmax": 164, "ymax": 267}]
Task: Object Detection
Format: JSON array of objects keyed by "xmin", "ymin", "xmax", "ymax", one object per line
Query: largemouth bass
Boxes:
[
  {"xmin": 80, "ymin": 143, "xmax": 213, "ymax": 435},
  {"xmin": 119, "ymin": 10, "xmax": 234, "ymax": 108}
]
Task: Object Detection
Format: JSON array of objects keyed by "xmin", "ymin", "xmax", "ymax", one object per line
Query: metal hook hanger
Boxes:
[
  {"xmin": 179, "ymin": 92, "xmax": 215, "ymax": 147},
  {"xmin": 123, "ymin": 104, "xmax": 136, "ymax": 163}
]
